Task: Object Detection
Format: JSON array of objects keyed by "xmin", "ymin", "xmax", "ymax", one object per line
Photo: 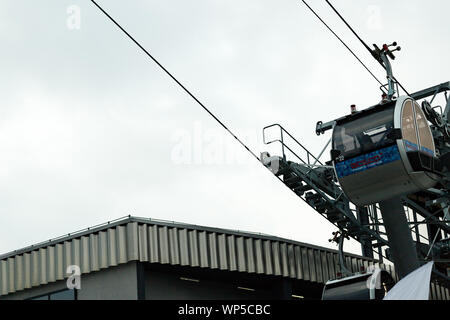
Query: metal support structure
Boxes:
[
  {"xmin": 412, "ymin": 209, "xmax": 421, "ymax": 244},
  {"xmin": 404, "ymin": 198, "xmax": 450, "ymax": 235},
  {"xmin": 338, "ymin": 235, "xmax": 352, "ymax": 276},
  {"xmin": 371, "ymin": 42, "xmax": 402, "ymax": 100},
  {"xmin": 316, "ymin": 121, "xmax": 336, "ymax": 136},
  {"xmin": 411, "ymin": 82, "xmax": 450, "ymax": 101},
  {"xmin": 380, "ymin": 53, "xmax": 396, "ymax": 99},
  {"xmin": 379, "ymin": 198, "xmax": 420, "ymax": 279},
  {"xmin": 371, "ymin": 205, "xmax": 384, "ymax": 263},
  {"xmin": 262, "ymin": 81, "xmax": 449, "ymax": 284},
  {"xmin": 262, "ymin": 121, "xmax": 449, "ymax": 274},
  {"xmin": 445, "ymin": 93, "xmax": 450, "ymax": 120},
  {"xmin": 262, "ymin": 124, "xmax": 389, "ymax": 256},
  {"xmin": 357, "ymin": 207, "xmax": 374, "ymax": 259}
]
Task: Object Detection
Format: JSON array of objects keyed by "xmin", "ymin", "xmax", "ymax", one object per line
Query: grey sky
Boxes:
[{"xmin": 0, "ymin": 0, "xmax": 448, "ymax": 257}]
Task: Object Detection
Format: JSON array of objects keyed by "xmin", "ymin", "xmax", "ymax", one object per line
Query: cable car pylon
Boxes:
[
  {"xmin": 260, "ymin": 38, "xmax": 449, "ymax": 296},
  {"xmin": 263, "ymin": 3, "xmax": 450, "ymax": 292}
]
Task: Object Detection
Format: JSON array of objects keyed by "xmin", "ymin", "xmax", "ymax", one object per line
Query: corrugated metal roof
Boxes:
[{"xmin": 0, "ymin": 216, "xmax": 447, "ymax": 299}]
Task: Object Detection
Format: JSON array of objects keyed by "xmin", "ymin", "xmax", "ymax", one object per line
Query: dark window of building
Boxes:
[
  {"xmin": 29, "ymin": 289, "xmax": 77, "ymax": 300},
  {"xmin": 31, "ymin": 295, "xmax": 49, "ymax": 300},
  {"xmin": 50, "ymin": 289, "xmax": 76, "ymax": 300}
]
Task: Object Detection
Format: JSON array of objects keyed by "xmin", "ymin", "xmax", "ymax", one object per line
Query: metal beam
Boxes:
[
  {"xmin": 403, "ymin": 198, "xmax": 450, "ymax": 234},
  {"xmin": 410, "ymin": 82, "xmax": 450, "ymax": 101},
  {"xmin": 445, "ymin": 92, "xmax": 450, "ymax": 120}
]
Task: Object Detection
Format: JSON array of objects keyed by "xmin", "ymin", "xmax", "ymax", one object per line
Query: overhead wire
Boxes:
[
  {"xmin": 90, "ymin": 0, "xmax": 261, "ymax": 163},
  {"xmin": 91, "ymin": 0, "xmax": 395, "ymax": 263},
  {"xmin": 300, "ymin": 0, "xmax": 387, "ymax": 92},
  {"xmin": 324, "ymin": 0, "xmax": 411, "ymax": 96}
]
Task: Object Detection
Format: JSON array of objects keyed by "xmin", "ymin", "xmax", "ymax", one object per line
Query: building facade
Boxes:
[{"xmin": 0, "ymin": 216, "xmax": 448, "ymax": 300}]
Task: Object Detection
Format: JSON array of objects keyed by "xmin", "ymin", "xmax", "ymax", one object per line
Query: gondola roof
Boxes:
[{"xmin": 334, "ymin": 100, "xmax": 396, "ymax": 125}]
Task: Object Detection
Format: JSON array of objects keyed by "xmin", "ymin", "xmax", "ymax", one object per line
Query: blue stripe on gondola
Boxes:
[
  {"xmin": 335, "ymin": 145, "xmax": 401, "ymax": 178},
  {"xmin": 420, "ymin": 146, "xmax": 434, "ymax": 156},
  {"xmin": 404, "ymin": 140, "xmax": 418, "ymax": 152}
]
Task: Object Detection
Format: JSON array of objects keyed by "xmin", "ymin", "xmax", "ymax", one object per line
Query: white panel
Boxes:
[
  {"xmin": 126, "ymin": 222, "xmax": 139, "ymax": 261},
  {"xmin": 272, "ymin": 242, "xmax": 281, "ymax": 276},
  {"xmin": 363, "ymin": 260, "xmax": 369, "ymax": 271},
  {"xmin": 47, "ymin": 246, "xmax": 56, "ymax": 283},
  {"xmin": 148, "ymin": 225, "xmax": 159, "ymax": 263},
  {"xmin": 218, "ymin": 234, "xmax": 228, "ymax": 270},
  {"xmin": 321, "ymin": 251, "xmax": 329, "ymax": 283},
  {"xmin": 116, "ymin": 226, "xmax": 127, "ymax": 264},
  {"xmin": 63, "ymin": 241, "xmax": 72, "ymax": 273},
  {"xmin": 227, "ymin": 235, "xmax": 237, "ymax": 272},
  {"xmin": 301, "ymin": 247, "xmax": 310, "ymax": 281},
  {"xmin": 287, "ymin": 244, "xmax": 296, "ymax": 279},
  {"xmin": 308, "ymin": 249, "xmax": 317, "ymax": 282},
  {"xmin": 31, "ymin": 250, "xmax": 39, "ymax": 287},
  {"xmin": 107, "ymin": 229, "xmax": 117, "ymax": 266},
  {"xmin": 208, "ymin": 233, "xmax": 218, "ymax": 269},
  {"xmin": 294, "ymin": 246, "xmax": 303, "ymax": 280},
  {"xmin": 24, "ymin": 253, "xmax": 31, "ymax": 289},
  {"xmin": 245, "ymin": 238, "xmax": 255, "ymax": 273},
  {"xmin": 254, "ymin": 239, "xmax": 264, "ymax": 274},
  {"xmin": 356, "ymin": 259, "xmax": 362, "ymax": 273},
  {"xmin": 7, "ymin": 258, "xmax": 15, "ymax": 293},
  {"xmin": 264, "ymin": 240, "xmax": 273, "ymax": 275},
  {"xmin": 198, "ymin": 231, "xmax": 209, "ymax": 268},
  {"xmin": 89, "ymin": 234, "xmax": 99, "ymax": 272},
  {"xmin": 81, "ymin": 236, "xmax": 90, "ymax": 273},
  {"xmin": 0, "ymin": 261, "xmax": 3, "ymax": 295},
  {"xmin": 179, "ymin": 229, "xmax": 189, "ymax": 266},
  {"xmin": 39, "ymin": 248, "xmax": 47, "ymax": 285},
  {"xmin": 169, "ymin": 227, "xmax": 180, "ymax": 265},
  {"xmin": 437, "ymin": 284, "xmax": 443, "ymax": 300},
  {"xmin": 327, "ymin": 253, "xmax": 336, "ymax": 280},
  {"xmin": 280, "ymin": 243, "xmax": 289, "ymax": 277},
  {"xmin": 99, "ymin": 231, "xmax": 108, "ymax": 269},
  {"xmin": 431, "ymin": 282, "xmax": 436, "ymax": 300},
  {"xmin": 189, "ymin": 230, "xmax": 199, "ymax": 267},
  {"xmin": 55, "ymin": 244, "xmax": 64, "ymax": 280},
  {"xmin": 71, "ymin": 239, "xmax": 81, "ymax": 272},
  {"xmin": 14, "ymin": 255, "xmax": 23, "ymax": 292},
  {"xmin": 314, "ymin": 250, "xmax": 323, "ymax": 283},
  {"xmin": 236, "ymin": 237, "xmax": 246, "ymax": 272},
  {"xmin": 0, "ymin": 260, "xmax": 7, "ymax": 295},
  {"xmin": 159, "ymin": 226, "xmax": 169, "ymax": 264},
  {"xmin": 138, "ymin": 225, "xmax": 149, "ymax": 262}
]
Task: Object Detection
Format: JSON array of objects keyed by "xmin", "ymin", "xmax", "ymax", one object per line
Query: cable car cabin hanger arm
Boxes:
[
  {"xmin": 323, "ymin": 0, "xmax": 410, "ymax": 97},
  {"xmin": 372, "ymin": 42, "xmax": 402, "ymax": 100}
]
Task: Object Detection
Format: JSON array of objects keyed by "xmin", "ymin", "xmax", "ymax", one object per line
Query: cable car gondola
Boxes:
[
  {"xmin": 331, "ymin": 96, "xmax": 442, "ymax": 206},
  {"xmin": 322, "ymin": 269, "xmax": 395, "ymax": 300}
]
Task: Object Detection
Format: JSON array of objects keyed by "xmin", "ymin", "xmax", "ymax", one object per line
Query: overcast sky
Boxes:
[{"xmin": 0, "ymin": 0, "xmax": 449, "ymax": 257}]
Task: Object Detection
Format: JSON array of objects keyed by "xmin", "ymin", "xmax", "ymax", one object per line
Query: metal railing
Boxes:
[{"xmin": 263, "ymin": 124, "xmax": 324, "ymax": 166}]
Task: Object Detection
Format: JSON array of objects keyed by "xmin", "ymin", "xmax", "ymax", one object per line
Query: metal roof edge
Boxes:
[{"xmin": 0, "ymin": 215, "xmax": 379, "ymax": 263}]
